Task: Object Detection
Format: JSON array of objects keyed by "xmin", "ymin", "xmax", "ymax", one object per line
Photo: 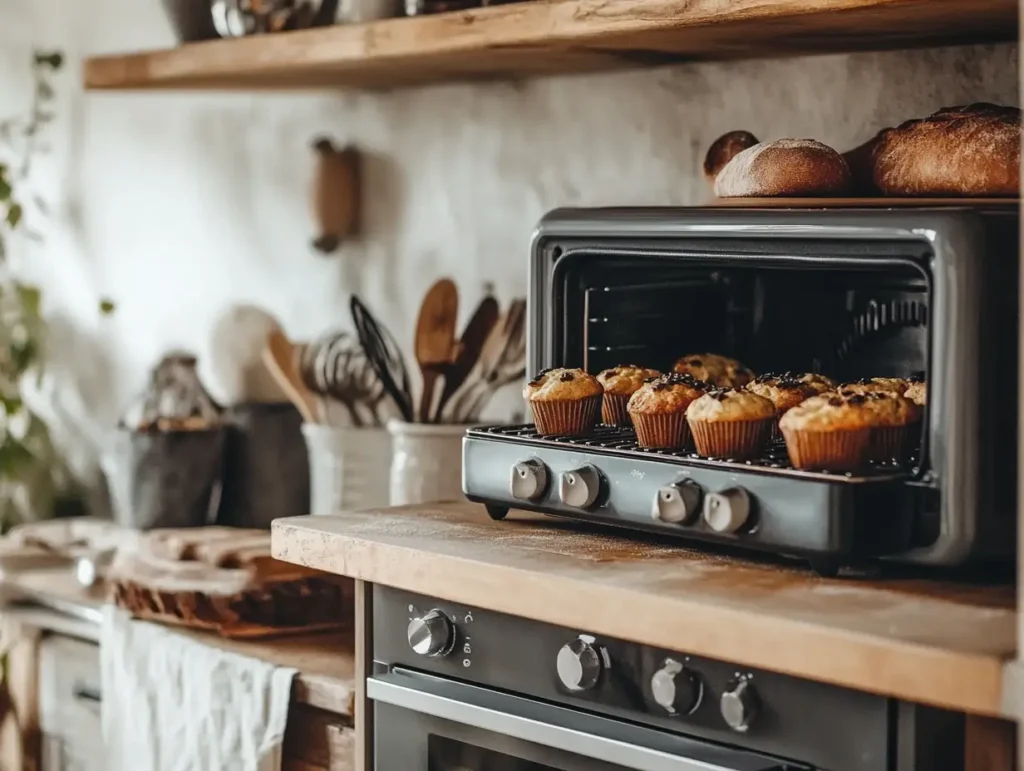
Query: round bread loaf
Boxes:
[
  {"xmin": 714, "ymin": 139, "xmax": 852, "ymax": 198},
  {"xmin": 703, "ymin": 130, "xmax": 759, "ymax": 184},
  {"xmin": 872, "ymin": 103, "xmax": 1021, "ymax": 196}
]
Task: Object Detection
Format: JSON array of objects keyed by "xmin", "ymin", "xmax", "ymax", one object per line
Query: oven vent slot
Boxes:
[{"xmin": 835, "ymin": 299, "xmax": 928, "ymax": 363}]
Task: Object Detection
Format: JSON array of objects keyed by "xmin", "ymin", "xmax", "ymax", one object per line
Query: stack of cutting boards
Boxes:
[{"xmin": 108, "ymin": 527, "xmax": 352, "ymax": 638}]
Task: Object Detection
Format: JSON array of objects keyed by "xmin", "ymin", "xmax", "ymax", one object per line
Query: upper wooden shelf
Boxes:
[{"xmin": 84, "ymin": 0, "xmax": 1017, "ymax": 92}]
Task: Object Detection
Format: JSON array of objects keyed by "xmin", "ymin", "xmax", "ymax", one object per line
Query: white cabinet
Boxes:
[{"xmin": 38, "ymin": 636, "xmax": 105, "ymax": 771}]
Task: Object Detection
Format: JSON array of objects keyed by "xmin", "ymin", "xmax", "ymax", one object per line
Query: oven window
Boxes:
[{"xmin": 429, "ymin": 736, "xmax": 561, "ymax": 771}]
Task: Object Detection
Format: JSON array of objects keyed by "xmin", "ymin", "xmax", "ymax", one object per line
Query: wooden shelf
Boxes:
[{"xmin": 84, "ymin": 0, "xmax": 1017, "ymax": 92}]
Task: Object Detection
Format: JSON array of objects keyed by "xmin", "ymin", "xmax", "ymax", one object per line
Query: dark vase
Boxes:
[{"xmin": 162, "ymin": 0, "xmax": 219, "ymax": 42}]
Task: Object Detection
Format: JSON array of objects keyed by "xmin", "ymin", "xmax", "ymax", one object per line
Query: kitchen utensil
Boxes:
[
  {"xmin": 311, "ymin": 139, "xmax": 361, "ymax": 253},
  {"xmin": 447, "ymin": 298, "xmax": 527, "ymax": 421},
  {"xmin": 351, "ymin": 295, "xmax": 415, "ymax": 422},
  {"xmin": 414, "ymin": 279, "xmax": 460, "ymax": 423},
  {"xmin": 434, "ymin": 292, "xmax": 499, "ymax": 422},
  {"xmin": 303, "ymin": 330, "xmax": 387, "ymax": 426},
  {"xmin": 262, "ymin": 330, "xmax": 319, "ymax": 423}
]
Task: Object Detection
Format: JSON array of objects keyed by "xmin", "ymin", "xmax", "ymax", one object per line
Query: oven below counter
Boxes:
[{"xmin": 270, "ymin": 501, "xmax": 1016, "ymax": 721}]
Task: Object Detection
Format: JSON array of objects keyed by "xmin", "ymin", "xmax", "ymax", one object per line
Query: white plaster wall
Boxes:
[{"xmin": 0, "ymin": 0, "xmax": 1018, "ymax": 487}]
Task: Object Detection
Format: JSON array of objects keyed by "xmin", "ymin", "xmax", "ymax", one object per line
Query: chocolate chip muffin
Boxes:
[
  {"xmin": 904, "ymin": 380, "xmax": 927, "ymax": 406},
  {"xmin": 524, "ymin": 368, "xmax": 603, "ymax": 437},
  {"xmin": 839, "ymin": 377, "xmax": 909, "ymax": 396},
  {"xmin": 687, "ymin": 388, "xmax": 776, "ymax": 459},
  {"xmin": 746, "ymin": 374, "xmax": 819, "ymax": 416},
  {"xmin": 857, "ymin": 391, "xmax": 923, "ymax": 462},
  {"xmin": 778, "ymin": 392, "xmax": 876, "ymax": 471},
  {"xmin": 672, "ymin": 353, "xmax": 754, "ymax": 387},
  {"xmin": 596, "ymin": 365, "xmax": 661, "ymax": 426},
  {"xmin": 626, "ymin": 373, "xmax": 708, "ymax": 449},
  {"xmin": 796, "ymin": 372, "xmax": 837, "ymax": 394}
]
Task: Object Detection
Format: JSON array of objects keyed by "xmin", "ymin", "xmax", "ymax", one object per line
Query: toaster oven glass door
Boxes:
[{"xmin": 370, "ymin": 670, "xmax": 804, "ymax": 771}]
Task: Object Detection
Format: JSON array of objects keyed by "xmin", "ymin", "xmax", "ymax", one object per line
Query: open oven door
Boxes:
[{"xmin": 369, "ymin": 669, "xmax": 809, "ymax": 771}]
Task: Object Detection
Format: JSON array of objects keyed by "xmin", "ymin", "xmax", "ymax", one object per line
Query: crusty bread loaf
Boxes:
[
  {"xmin": 873, "ymin": 103, "xmax": 1021, "ymax": 196},
  {"xmin": 714, "ymin": 139, "xmax": 852, "ymax": 198},
  {"xmin": 703, "ymin": 130, "xmax": 759, "ymax": 184},
  {"xmin": 842, "ymin": 133, "xmax": 884, "ymax": 195}
]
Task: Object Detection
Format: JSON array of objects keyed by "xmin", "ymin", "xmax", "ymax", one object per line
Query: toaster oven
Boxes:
[{"xmin": 462, "ymin": 206, "xmax": 1019, "ymax": 573}]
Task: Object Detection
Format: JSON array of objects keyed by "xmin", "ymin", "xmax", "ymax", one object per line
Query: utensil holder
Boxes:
[
  {"xmin": 303, "ymin": 424, "xmax": 391, "ymax": 514},
  {"xmin": 387, "ymin": 420, "xmax": 470, "ymax": 506}
]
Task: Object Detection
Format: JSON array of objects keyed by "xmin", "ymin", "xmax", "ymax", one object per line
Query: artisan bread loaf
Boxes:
[
  {"xmin": 703, "ymin": 130, "xmax": 759, "ymax": 184},
  {"xmin": 714, "ymin": 139, "xmax": 852, "ymax": 198},
  {"xmin": 872, "ymin": 103, "xmax": 1021, "ymax": 196}
]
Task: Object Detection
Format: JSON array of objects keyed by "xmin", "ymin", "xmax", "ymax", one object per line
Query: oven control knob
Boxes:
[
  {"xmin": 652, "ymin": 481, "xmax": 702, "ymax": 524},
  {"xmin": 407, "ymin": 609, "xmax": 455, "ymax": 657},
  {"xmin": 703, "ymin": 487, "xmax": 752, "ymax": 534},
  {"xmin": 556, "ymin": 638, "xmax": 604, "ymax": 692},
  {"xmin": 511, "ymin": 459, "xmax": 548, "ymax": 501},
  {"xmin": 650, "ymin": 659, "xmax": 702, "ymax": 715},
  {"xmin": 558, "ymin": 465, "xmax": 602, "ymax": 509},
  {"xmin": 720, "ymin": 678, "xmax": 759, "ymax": 733}
]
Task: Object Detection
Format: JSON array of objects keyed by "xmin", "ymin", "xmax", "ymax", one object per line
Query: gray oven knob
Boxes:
[
  {"xmin": 651, "ymin": 659, "xmax": 701, "ymax": 715},
  {"xmin": 703, "ymin": 487, "xmax": 752, "ymax": 534},
  {"xmin": 556, "ymin": 638, "xmax": 604, "ymax": 692},
  {"xmin": 510, "ymin": 459, "xmax": 548, "ymax": 501},
  {"xmin": 720, "ymin": 678, "xmax": 759, "ymax": 733},
  {"xmin": 652, "ymin": 481, "xmax": 702, "ymax": 524},
  {"xmin": 558, "ymin": 465, "xmax": 602, "ymax": 509},
  {"xmin": 407, "ymin": 609, "xmax": 455, "ymax": 657}
]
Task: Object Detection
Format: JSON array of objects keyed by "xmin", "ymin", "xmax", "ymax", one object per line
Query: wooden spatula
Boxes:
[
  {"xmin": 414, "ymin": 278, "xmax": 460, "ymax": 423},
  {"xmin": 262, "ymin": 330, "xmax": 319, "ymax": 424},
  {"xmin": 434, "ymin": 293, "xmax": 499, "ymax": 422}
]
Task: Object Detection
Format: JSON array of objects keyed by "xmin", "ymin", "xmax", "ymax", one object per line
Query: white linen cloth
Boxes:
[{"xmin": 100, "ymin": 606, "xmax": 296, "ymax": 771}]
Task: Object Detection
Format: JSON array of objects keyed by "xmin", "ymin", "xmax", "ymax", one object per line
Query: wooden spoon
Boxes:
[
  {"xmin": 414, "ymin": 278, "xmax": 460, "ymax": 423},
  {"xmin": 262, "ymin": 330, "xmax": 319, "ymax": 423},
  {"xmin": 434, "ymin": 293, "xmax": 499, "ymax": 422}
]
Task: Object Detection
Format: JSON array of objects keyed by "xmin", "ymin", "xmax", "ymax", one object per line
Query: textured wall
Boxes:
[{"xmin": 0, "ymin": 0, "xmax": 1018, "ymax": 489}]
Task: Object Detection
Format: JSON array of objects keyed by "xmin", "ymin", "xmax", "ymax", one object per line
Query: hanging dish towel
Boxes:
[{"xmin": 100, "ymin": 606, "xmax": 296, "ymax": 771}]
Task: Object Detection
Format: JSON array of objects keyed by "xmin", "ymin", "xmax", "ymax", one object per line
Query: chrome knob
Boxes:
[
  {"xmin": 556, "ymin": 637, "xmax": 604, "ymax": 692},
  {"xmin": 559, "ymin": 465, "xmax": 602, "ymax": 509},
  {"xmin": 511, "ymin": 459, "xmax": 548, "ymax": 501},
  {"xmin": 720, "ymin": 678, "xmax": 759, "ymax": 732},
  {"xmin": 703, "ymin": 487, "xmax": 752, "ymax": 534},
  {"xmin": 650, "ymin": 659, "xmax": 702, "ymax": 715},
  {"xmin": 407, "ymin": 609, "xmax": 455, "ymax": 657},
  {"xmin": 652, "ymin": 481, "xmax": 702, "ymax": 524}
]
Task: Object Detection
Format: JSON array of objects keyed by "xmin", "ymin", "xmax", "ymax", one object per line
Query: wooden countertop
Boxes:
[
  {"xmin": 1, "ymin": 567, "xmax": 355, "ymax": 716},
  {"xmin": 271, "ymin": 502, "xmax": 1015, "ymax": 717}
]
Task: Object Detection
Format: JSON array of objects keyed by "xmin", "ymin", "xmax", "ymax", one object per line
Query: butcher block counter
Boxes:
[{"xmin": 270, "ymin": 501, "xmax": 1016, "ymax": 720}]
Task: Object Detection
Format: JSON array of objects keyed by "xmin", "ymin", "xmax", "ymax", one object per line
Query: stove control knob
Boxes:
[
  {"xmin": 559, "ymin": 465, "xmax": 602, "ymax": 509},
  {"xmin": 407, "ymin": 609, "xmax": 455, "ymax": 657},
  {"xmin": 652, "ymin": 481, "xmax": 702, "ymax": 524},
  {"xmin": 556, "ymin": 638, "xmax": 604, "ymax": 692},
  {"xmin": 703, "ymin": 487, "xmax": 752, "ymax": 534},
  {"xmin": 721, "ymin": 678, "xmax": 759, "ymax": 733},
  {"xmin": 651, "ymin": 659, "xmax": 702, "ymax": 715},
  {"xmin": 510, "ymin": 459, "xmax": 548, "ymax": 501}
]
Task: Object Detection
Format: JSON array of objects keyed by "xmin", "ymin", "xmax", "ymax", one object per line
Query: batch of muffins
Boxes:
[{"xmin": 523, "ymin": 353, "xmax": 927, "ymax": 473}]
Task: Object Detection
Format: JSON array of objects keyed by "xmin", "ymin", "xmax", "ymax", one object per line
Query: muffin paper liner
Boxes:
[
  {"xmin": 630, "ymin": 412, "xmax": 691, "ymax": 449},
  {"xmin": 781, "ymin": 426, "xmax": 872, "ymax": 471},
  {"xmin": 531, "ymin": 394, "xmax": 602, "ymax": 437},
  {"xmin": 867, "ymin": 425, "xmax": 913, "ymax": 462},
  {"xmin": 601, "ymin": 393, "xmax": 632, "ymax": 427},
  {"xmin": 689, "ymin": 418, "xmax": 773, "ymax": 459}
]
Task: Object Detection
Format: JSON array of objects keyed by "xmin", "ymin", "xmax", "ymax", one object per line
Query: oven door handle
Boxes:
[{"xmin": 367, "ymin": 671, "xmax": 794, "ymax": 771}]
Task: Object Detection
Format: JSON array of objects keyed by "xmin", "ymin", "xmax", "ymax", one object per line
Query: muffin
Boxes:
[
  {"xmin": 596, "ymin": 365, "xmax": 661, "ymax": 426},
  {"xmin": 796, "ymin": 372, "xmax": 837, "ymax": 394},
  {"xmin": 672, "ymin": 353, "xmax": 754, "ymax": 387},
  {"xmin": 857, "ymin": 392, "xmax": 923, "ymax": 462},
  {"xmin": 626, "ymin": 373, "xmax": 708, "ymax": 449},
  {"xmin": 747, "ymin": 374, "xmax": 819, "ymax": 417},
  {"xmin": 904, "ymin": 380, "xmax": 927, "ymax": 406},
  {"xmin": 524, "ymin": 368, "xmax": 603, "ymax": 437},
  {"xmin": 778, "ymin": 392, "xmax": 876, "ymax": 471},
  {"xmin": 687, "ymin": 389, "xmax": 776, "ymax": 459},
  {"xmin": 839, "ymin": 377, "xmax": 908, "ymax": 396}
]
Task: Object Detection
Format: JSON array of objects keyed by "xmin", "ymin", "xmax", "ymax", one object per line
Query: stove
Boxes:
[
  {"xmin": 462, "ymin": 206, "xmax": 1019, "ymax": 573},
  {"xmin": 368, "ymin": 586, "xmax": 964, "ymax": 770}
]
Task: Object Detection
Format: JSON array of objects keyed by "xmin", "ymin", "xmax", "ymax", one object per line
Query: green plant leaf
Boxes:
[
  {"xmin": 99, "ymin": 298, "xmax": 116, "ymax": 316},
  {"xmin": 33, "ymin": 52, "xmax": 63, "ymax": 70},
  {"xmin": 16, "ymin": 285, "xmax": 40, "ymax": 317},
  {"xmin": 6, "ymin": 204, "xmax": 22, "ymax": 229},
  {"xmin": 0, "ymin": 173, "xmax": 10, "ymax": 203}
]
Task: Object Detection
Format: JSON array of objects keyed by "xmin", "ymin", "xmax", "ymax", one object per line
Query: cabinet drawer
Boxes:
[{"xmin": 38, "ymin": 635, "xmax": 104, "ymax": 771}]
